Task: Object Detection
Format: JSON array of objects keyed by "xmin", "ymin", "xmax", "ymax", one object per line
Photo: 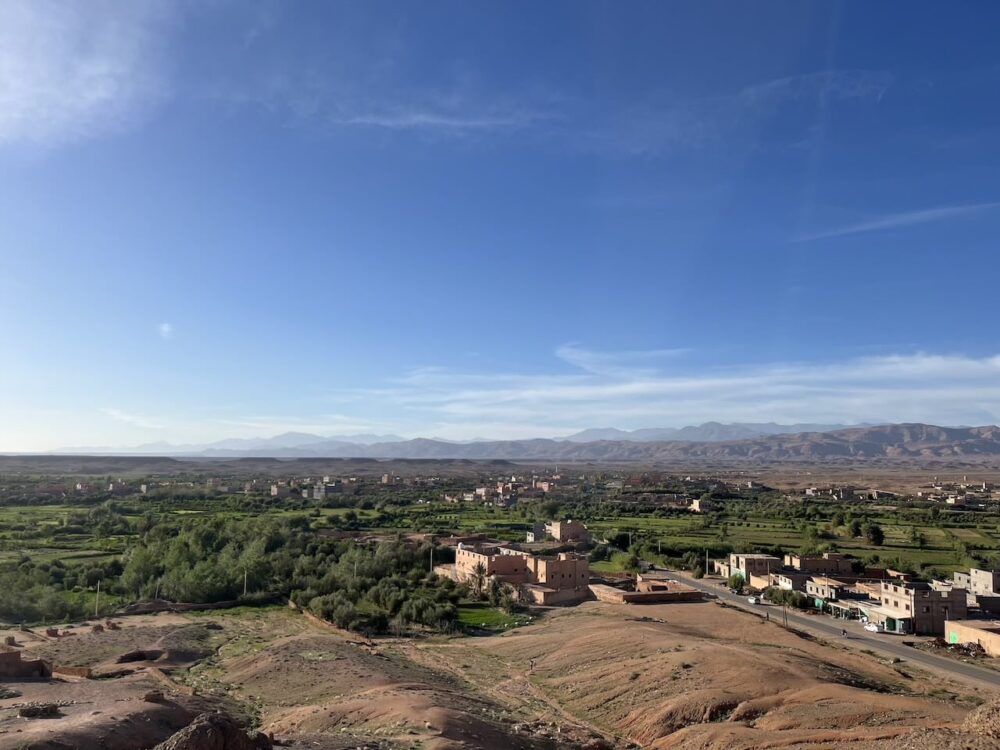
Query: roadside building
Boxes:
[
  {"xmin": 952, "ymin": 567, "xmax": 1000, "ymax": 614},
  {"xmin": 953, "ymin": 568, "xmax": 1000, "ymax": 598},
  {"xmin": 858, "ymin": 581, "xmax": 968, "ymax": 635},
  {"xmin": 806, "ymin": 576, "xmax": 849, "ymax": 606},
  {"xmin": 729, "ymin": 553, "xmax": 781, "ymax": 579},
  {"xmin": 774, "ymin": 572, "xmax": 810, "ymax": 592}
]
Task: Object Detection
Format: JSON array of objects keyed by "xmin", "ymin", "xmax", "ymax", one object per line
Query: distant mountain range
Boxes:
[
  {"xmin": 49, "ymin": 423, "xmax": 1000, "ymax": 463},
  {"xmin": 58, "ymin": 422, "xmax": 857, "ymax": 455},
  {"xmin": 57, "ymin": 432, "xmax": 406, "ymax": 455},
  {"xmin": 562, "ymin": 422, "xmax": 866, "ymax": 443}
]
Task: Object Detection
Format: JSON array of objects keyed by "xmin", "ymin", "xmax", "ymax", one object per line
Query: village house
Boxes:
[
  {"xmin": 730, "ymin": 553, "xmax": 781, "ymax": 579},
  {"xmin": 544, "ymin": 519, "xmax": 591, "ymax": 543},
  {"xmin": 773, "ymin": 572, "xmax": 810, "ymax": 592},
  {"xmin": 858, "ymin": 580, "xmax": 968, "ymax": 635},
  {"xmin": 953, "ymin": 567, "xmax": 1000, "ymax": 597},
  {"xmin": 449, "ymin": 542, "xmax": 590, "ymax": 605},
  {"xmin": 784, "ymin": 552, "xmax": 854, "ymax": 576},
  {"xmin": 688, "ymin": 497, "xmax": 715, "ymax": 513},
  {"xmin": 806, "ymin": 576, "xmax": 849, "ymax": 605},
  {"xmin": 950, "ymin": 567, "xmax": 1000, "ymax": 614}
]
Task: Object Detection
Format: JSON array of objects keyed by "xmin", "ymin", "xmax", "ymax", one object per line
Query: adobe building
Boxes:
[
  {"xmin": 728, "ymin": 553, "xmax": 781, "ymax": 579},
  {"xmin": 451, "ymin": 541, "xmax": 590, "ymax": 605},
  {"xmin": 544, "ymin": 519, "xmax": 591, "ymax": 544},
  {"xmin": 784, "ymin": 552, "xmax": 854, "ymax": 576},
  {"xmin": 590, "ymin": 572, "xmax": 705, "ymax": 604}
]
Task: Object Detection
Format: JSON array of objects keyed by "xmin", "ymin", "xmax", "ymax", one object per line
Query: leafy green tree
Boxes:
[{"xmin": 864, "ymin": 523, "xmax": 885, "ymax": 546}]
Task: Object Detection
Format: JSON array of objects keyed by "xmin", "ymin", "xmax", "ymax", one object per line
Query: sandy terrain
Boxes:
[
  {"xmin": 1, "ymin": 602, "xmax": 997, "ymax": 749},
  {"xmin": 0, "ymin": 672, "xmax": 217, "ymax": 750},
  {"xmin": 406, "ymin": 601, "xmax": 992, "ymax": 749}
]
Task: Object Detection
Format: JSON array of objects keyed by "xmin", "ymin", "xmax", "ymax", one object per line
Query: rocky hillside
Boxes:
[
  {"xmin": 21, "ymin": 423, "xmax": 1000, "ymax": 463},
  {"xmin": 293, "ymin": 423, "xmax": 1000, "ymax": 462}
]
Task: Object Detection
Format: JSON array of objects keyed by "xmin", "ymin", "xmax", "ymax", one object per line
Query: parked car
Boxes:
[
  {"xmin": 747, "ymin": 596, "xmax": 762, "ymax": 605},
  {"xmin": 864, "ymin": 623, "xmax": 883, "ymax": 633}
]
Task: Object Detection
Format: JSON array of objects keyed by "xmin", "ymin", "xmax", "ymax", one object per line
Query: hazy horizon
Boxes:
[{"xmin": 5, "ymin": 1, "xmax": 1000, "ymax": 451}]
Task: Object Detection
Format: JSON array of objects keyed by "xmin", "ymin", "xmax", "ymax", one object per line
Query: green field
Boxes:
[{"xmin": 457, "ymin": 604, "xmax": 530, "ymax": 631}]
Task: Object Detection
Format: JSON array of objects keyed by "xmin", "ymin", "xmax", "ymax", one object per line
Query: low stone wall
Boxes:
[
  {"xmin": 945, "ymin": 620, "xmax": 1000, "ymax": 657},
  {"xmin": 52, "ymin": 665, "xmax": 92, "ymax": 678},
  {"xmin": 522, "ymin": 586, "xmax": 588, "ymax": 606},
  {"xmin": 0, "ymin": 650, "xmax": 50, "ymax": 679}
]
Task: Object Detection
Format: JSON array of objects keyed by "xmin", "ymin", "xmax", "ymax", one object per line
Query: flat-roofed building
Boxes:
[
  {"xmin": 729, "ymin": 553, "xmax": 781, "ymax": 578},
  {"xmin": 861, "ymin": 581, "xmax": 968, "ymax": 635},
  {"xmin": 953, "ymin": 568, "xmax": 1000, "ymax": 598},
  {"xmin": 544, "ymin": 519, "xmax": 591, "ymax": 543},
  {"xmin": 452, "ymin": 542, "xmax": 589, "ymax": 605},
  {"xmin": 806, "ymin": 576, "xmax": 848, "ymax": 602},
  {"xmin": 784, "ymin": 552, "xmax": 854, "ymax": 576}
]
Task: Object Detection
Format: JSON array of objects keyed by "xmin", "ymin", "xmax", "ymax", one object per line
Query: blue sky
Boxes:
[{"xmin": 3, "ymin": 1, "xmax": 1000, "ymax": 450}]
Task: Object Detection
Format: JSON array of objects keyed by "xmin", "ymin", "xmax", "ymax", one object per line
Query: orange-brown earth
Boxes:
[
  {"xmin": 406, "ymin": 601, "xmax": 995, "ymax": 749},
  {"xmin": 2, "ymin": 602, "xmax": 997, "ymax": 749}
]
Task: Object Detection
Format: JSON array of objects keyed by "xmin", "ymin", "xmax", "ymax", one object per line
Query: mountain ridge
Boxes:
[{"xmin": 48, "ymin": 423, "xmax": 1000, "ymax": 462}]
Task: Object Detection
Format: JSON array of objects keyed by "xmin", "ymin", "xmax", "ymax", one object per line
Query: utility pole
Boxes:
[
  {"xmin": 243, "ymin": 569, "xmax": 248, "ymax": 597},
  {"xmin": 154, "ymin": 578, "xmax": 161, "ymax": 600},
  {"xmin": 429, "ymin": 546, "xmax": 434, "ymax": 573},
  {"xmin": 95, "ymin": 580, "xmax": 101, "ymax": 618}
]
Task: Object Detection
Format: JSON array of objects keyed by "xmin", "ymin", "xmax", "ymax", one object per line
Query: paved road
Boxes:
[{"xmin": 666, "ymin": 569, "xmax": 1000, "ymax": 691}]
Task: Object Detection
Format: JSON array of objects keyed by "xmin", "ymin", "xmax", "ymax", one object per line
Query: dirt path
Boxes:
[{"xmin": 404, "ymin": 638, "xmax": 626, "ymax": 746}]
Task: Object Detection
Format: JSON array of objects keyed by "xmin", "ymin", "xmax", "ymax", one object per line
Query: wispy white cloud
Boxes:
[
  {"xmin": 795, "ymin": 201, "xmax": 1000, "ymax": 242},
  {"xmin": 555, "ymin": 343, "xmax": 691, "ymax": 377},
  {"xmin": 0, "ymin": 0, "xmax": 174, "ymax": 148},
  {"xmin": 210, "ymin": 414, "xmax": 387, "ymax": 436},
  {"xmin": 331, "ymin": 108, "xmax": 547, "ymax": 133},
  {"xmin": 339, "ymin": 347, "xmax": 1000, "ymax": 439},
  {"xmin": 572, "ymin": 69, "xmax": 894, "ymax": 156},
  {"xmin": 739, "ymin": 69, "xmax": 893, "ymax": 107},
  {"xmin": 157, "ymin": 322, "xmax": 174, "ymax": 340},
  {"xmin": 102, "ymin": 407, "xmax": 164, "ymax": 430}
]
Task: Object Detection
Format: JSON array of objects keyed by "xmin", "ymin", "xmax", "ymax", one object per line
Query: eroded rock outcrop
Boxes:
[{"xmin": 153, "ymin": 713, "xmax": 271, "ymax": 750}]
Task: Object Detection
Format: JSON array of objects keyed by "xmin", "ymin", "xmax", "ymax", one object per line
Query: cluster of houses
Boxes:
[
  {"xmin": 713, "ymin": 552, "xmax": 1000, "ymax": 643},
  {"xmin": 443, "ymin": 475, "xmax": 563, "ymax": 507},
  {"xmin": 916, "ymin": 476, "xmax": 996, "ymax": 507}
]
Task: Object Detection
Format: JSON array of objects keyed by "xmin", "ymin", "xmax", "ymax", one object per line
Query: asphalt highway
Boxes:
[{"xmin": 665, "ymin": 568, "xmax": 1000, "ymax": 691}]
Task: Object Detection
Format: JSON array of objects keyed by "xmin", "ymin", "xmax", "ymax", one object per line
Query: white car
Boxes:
[
  {"xmin": 747, "ymin": 596, "xmax": 762, "ymax": 605},
  {"xmin": 864, "ymin": 623, "xmax": 883, "ymax": 633}
]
